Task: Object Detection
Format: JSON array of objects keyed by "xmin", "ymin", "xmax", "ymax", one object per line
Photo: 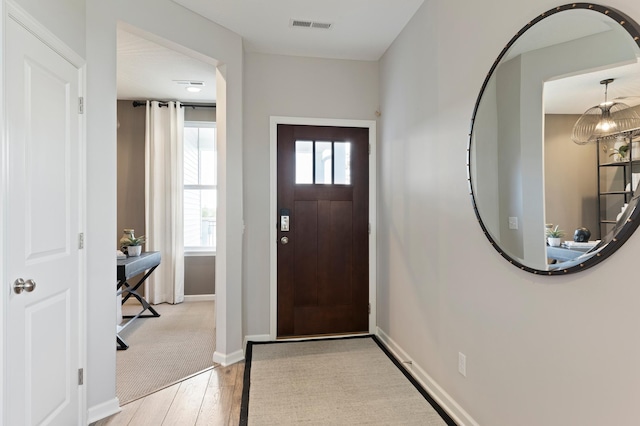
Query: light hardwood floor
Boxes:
[{"xmin": 94, "ymin": 362, "xmax": 244, "ymax": 426}]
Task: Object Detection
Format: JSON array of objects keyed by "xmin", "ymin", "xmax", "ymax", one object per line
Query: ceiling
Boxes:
[
  {"xmin": 172, "ymin": 0, "xmax": 425, "ymax": 61},
  {"xmin": 524, "ymin": 10, "xmax": 640, "ymax": 114},
  {"xmin": 117, "ymin": 2, "xmax": 640, "ymax": 113},
  {"xmin": 117, "ymin": 27, "xmax": 217, "ymax": 102},
  {"xmin": 544, "ymin": 62, "xmax": 640, "ymax": 115},
  {"xmin": 117, "ymin": 0, "xmax": 424, "ymax": 102}
]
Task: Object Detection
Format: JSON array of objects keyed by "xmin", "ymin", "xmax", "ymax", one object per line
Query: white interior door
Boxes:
[{"xmin": 4, "ymin": 12, "xmax": 84, "ymax": 426}]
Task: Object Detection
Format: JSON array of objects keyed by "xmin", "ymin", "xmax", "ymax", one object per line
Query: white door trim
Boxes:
[
  {"xmin": 269, "ymin": 116, "xmax": 377, "ymax": 339},
  {"xmin": 1, "ymin": 1, "xmax": 87, "ymax": 423},
  {"xmin": 1, "ymin": 1, "xmax": 6, "ymax": 419}
]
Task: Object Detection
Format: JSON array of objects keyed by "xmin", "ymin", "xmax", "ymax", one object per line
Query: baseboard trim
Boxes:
[
  {"xmin": 243, "ymin": 334, "xmax": 271, "ymax": 351},
  {"xmin": 87, "ymin": 397, "xmax": 121, "ymax": 424},
  {"xmin": 376, "ymin": 327, "xmax": 478, "ymax": 426},
  {"xmin": 122, "ymin": 294, "xmax": 216, "ymax": 305},
  {"xmin": 213, "ymin": 348, "xmax": 244, "ymax": 367},
  {"xmin": 184, "ymin": 294, "xmax": 216, "ymax": 302}
]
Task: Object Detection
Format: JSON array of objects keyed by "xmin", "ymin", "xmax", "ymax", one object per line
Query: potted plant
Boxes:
[
  {"xmin": 610, "ymin": 142, "xmax": 630, "ymax": 162},
  {"xmin": 546, "ymin": 226, "xmax": 564, "ymax": 247},
  {"xmin": 124, "ymin": 235, "xmax": 146, "ymax": 257}
]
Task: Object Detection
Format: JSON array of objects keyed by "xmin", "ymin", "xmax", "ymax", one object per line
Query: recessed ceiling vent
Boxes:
[
  {"xmin": 174, "ymin": 80, "xmax": 204, "ymax": 87},
  {"xmin": 290, "ymin": 19, "xmax": 333, "ymax": 30},
  {"xmin": 174, "ymin": 80, "xmax": 205, "ymax": 93}
]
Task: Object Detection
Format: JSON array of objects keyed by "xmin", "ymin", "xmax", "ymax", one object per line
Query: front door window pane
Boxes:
[
  {"xmin": 315, "ymin": 141, "xmax": 333, "ymax": 184},
  {"xmin": 334, "ymin": 142, "xmax": 351, "ymax": 185},
  {"xmin": 294, "ymin": 139, "xmax": 353, "ymax": 185},
  {"xmin": 295, "ymin": 141, "xmax": 313, "ymax": 184}
]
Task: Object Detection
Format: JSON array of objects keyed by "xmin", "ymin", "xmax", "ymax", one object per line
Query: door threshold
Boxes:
[{"xmin": 276, "ymin": 332, "xmax": 370, "ymax": 342}]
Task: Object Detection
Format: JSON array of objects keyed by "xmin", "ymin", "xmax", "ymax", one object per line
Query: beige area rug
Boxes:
[
  {"xmin": 241, "ymin": 336, "xmax": 455, "ymax": 425},
  {"xmin": 117, "ymin": 300, "xmax": 216, "ymax": 405}
]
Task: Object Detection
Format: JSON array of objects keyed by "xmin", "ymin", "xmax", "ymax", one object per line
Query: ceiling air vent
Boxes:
[
  {"xmin": 312, "ymin": 22, "xmax": 332, "ymax": 30},
  {"xmin": 174, "ymin": 80, "xmax": 205, "ymax": 93},
  {"xmin": 291, "ymin": 20, "xmax": 312, "ymax": 28},
  {"xmin": 174, "ymin": 80, "xmax": 205, "ymax": 87},
  {"xmin": 290, "ymin": 19, "xmax": 333, "ymax": 30}
]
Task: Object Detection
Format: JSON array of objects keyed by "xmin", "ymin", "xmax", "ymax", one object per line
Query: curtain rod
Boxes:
[{"xmin": 132, "ymin": 101, "xmax": 216, "ymax": 109}]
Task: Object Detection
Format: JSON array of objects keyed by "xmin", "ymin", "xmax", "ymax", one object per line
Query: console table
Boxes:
[
  {"xmin": 116, "ymin": 251, "xmax": 161, "ymax": 350},
  {"xmin": 546, "ymin": 245, "xmax": 592, "ymax": 262}
]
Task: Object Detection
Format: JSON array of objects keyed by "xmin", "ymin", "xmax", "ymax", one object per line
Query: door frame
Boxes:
[
  {"xmin": 269, "ymin": 116, "xmax": 377, "ymax": 340},
  {"xmin": 1, "ymin": 1, "xmax": 87, "ymax": 423}
]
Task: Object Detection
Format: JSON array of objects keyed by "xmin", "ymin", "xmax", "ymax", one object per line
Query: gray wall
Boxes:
[
  {"xmin": 379, "ymin": 0, "xmax": 640, "ymax": 425},
  {"xmin": 116, "ymin": 100, "xmax": 215, "ymax": 295},
  {"xmin": 544, "ymin": 114, "xmax": 599, "ymax": 240},
  {"xmin": 184, "ymin": 256, "xmax": 216, "ymax": 294},
  {"xmin": 185, "ymin": 106, "xmax": 216, "ymax": 122},
  {"xmin": 495, "ymin": 55, "xmax": 525, "ymax": 259},
  {"xmin": 242, "ymin": 51, "xmax": 379, "ymax": 337},
  {"xmin": 116, "ymin": 101, "xmax": 146, "ymax": 246}
]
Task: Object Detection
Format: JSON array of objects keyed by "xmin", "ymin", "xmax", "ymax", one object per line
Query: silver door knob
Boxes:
[
  {"xmin": 13, "ymin": 278, "xmax": 36, "ymax": 294},
  {"xmin": 280, "ymin": 236, "xmax": 289, "ymax": 245}
]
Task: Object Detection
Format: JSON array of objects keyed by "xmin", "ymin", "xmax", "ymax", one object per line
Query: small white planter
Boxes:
[
  {"xmin": 127, "ymin": 245, "xmax": 142, "ymax": 257},
  {"xmin": 548, "ymin": 237, "xmax": 561, "ymax": 247}
]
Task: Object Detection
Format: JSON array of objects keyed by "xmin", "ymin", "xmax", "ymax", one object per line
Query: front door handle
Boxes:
[
  {"xmin": 280, "ymin": 236, "xmax": 289, "ymax": 245},
  {"xmin": 13, "ymin": 278, "xmax": 37, "ymax": 294}
]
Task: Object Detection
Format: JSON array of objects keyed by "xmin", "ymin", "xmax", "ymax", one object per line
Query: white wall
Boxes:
[
  {"xmin": 495, "ymin": 55, "xmax": 525, "ymax": 260},
  {"xmin": 379, "ymin": 0, "xmax": 640, "ymax": 425},
  {"xmin": 85, "ymin": 1, "xmax": 118, "ymax": 417},
  {"xmin": 242, "ymin": 52, "xmax": 379, "ymax": 336},
  {"xmin": 13, "ymin": 0, "xmax": 85, "ymax": 56},
  {"xmin": 85, "ymin": 0, "xmax": 244, "ymax": 417}
]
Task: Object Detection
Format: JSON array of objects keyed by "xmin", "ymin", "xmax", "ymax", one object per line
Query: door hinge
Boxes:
[
  {"xmin": 368, "ymin": 303, "xmax": 371, "ymax": 314},
  {"xmin": 78, "ymin": 368, "xmax": 84, "ymax": 385},
  {"xmin": 368, "ymin": 143, "xmax": 371, "ymax": 155},
  {"xmin": 79, "ymin": 97, "xmax": 84, "ymax": 114},
  {"xmin": 78, "ymin": 233, "xmax": 84, "ymax": 249},
  {"xmin": 368, "ymin": 223, "xmax": 371, "ymax": 234}
]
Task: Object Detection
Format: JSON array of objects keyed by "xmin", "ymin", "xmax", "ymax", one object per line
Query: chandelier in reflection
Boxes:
[{"xmin": 571, "ymin": 78, "xmax": 640, "ymax": 145}]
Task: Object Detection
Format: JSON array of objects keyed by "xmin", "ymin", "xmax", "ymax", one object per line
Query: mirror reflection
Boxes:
[{"xmin": 470, "ymin": 4, "xmax": 640, "ymax": 274}]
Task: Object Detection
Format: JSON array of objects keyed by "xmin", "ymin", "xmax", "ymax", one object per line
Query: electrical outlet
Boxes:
[
  {"xmin": 508, "ymin": 216, "xmax": 518, "ymax": 230},
  {"xmin": 458, "ymin": 352, "xmax": 466, "ymax": 377}
]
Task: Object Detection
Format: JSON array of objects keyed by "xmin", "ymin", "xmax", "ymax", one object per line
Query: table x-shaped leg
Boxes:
[{"xmin": 116, "ymin": 264, "xmax": 160, "ymax": 350}]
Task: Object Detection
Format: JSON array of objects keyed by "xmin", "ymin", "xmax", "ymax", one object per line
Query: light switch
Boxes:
[{"xmin": 508, "ymin": 217, "xmax": 518, "ymax": 230}]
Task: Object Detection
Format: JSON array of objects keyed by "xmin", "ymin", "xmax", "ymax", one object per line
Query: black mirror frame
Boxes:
[{"xmin": 468, "ymin": 3, "xmax": 640, "ymax": 275}]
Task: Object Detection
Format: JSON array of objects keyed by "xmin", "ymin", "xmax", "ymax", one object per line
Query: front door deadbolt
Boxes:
[{"xmin": 280, "ymin": 208, "xmax": 290, "ymax": 232}]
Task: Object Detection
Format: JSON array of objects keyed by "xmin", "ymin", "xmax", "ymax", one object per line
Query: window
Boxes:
[
  {"xmin": 184, "ymin": 121, "xmax": 216, "ymax": 252},
  {"xmin": 295, "ymin": 140, "xmax": 351, "ymax": 185}
]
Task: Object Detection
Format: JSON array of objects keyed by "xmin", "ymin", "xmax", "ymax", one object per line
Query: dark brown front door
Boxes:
[{"xmin": 277, "ymin": 124, "xmax": 369, "ymax": 337}]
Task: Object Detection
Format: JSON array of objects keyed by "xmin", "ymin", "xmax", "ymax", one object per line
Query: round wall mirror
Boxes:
[{"xmin": 469, "ymin": 4, "xmax": 640, "ymax": 274}]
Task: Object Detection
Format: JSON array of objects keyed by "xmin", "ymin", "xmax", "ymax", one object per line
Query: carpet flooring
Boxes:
[
  {"xmin": 116, "ymin": 300, "xmax": 216, "ymax": 405},
  {"xmin": 241, "ymin": 336, "xmax": 455, "ymax": 425}
]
